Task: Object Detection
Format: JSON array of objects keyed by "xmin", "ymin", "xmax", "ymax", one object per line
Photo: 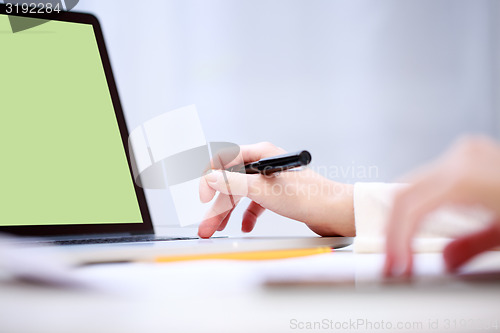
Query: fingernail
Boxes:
[{"xmin": 205, "ymin": 171, "xmax": 221, "ymax": 184}]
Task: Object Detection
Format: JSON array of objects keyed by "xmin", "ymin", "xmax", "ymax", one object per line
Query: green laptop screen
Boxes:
[{"xmin": 0, "ymin": 15, "xmax": 144, "ymax": 226}]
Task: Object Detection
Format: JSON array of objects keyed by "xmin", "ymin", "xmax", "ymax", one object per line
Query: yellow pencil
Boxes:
[{"xmin": 154, "ymin": 246, "xmax": 333, "ymax": 263}]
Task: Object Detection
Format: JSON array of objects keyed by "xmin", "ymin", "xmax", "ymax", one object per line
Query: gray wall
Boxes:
[{"xmin": 79, "ymin": 0, "xmax": 499, "ymax": 236}]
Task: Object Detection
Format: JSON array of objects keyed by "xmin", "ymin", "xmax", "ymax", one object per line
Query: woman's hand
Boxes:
[
  {"xmin": 384, "ymin": 136, "xmax": 500, "ymax": 277},
  {"xmin": 198, "ymin": 142, "xmax": 356, "ymax": 239}
]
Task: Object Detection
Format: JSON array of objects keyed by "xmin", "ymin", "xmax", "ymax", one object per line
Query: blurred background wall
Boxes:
[{"xmin": 78, "ymin": 0, "xmax": 500, "ymax": 236}]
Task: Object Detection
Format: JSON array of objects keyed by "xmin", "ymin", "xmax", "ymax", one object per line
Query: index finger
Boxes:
[
  {"xmin": 199, "ymin": 142, "xmax": 286, "ymax": 202},
  {"xmin": 207, "ymin": 142, "xmax": 287, "ymax": 171},
  {"xmin": 238, "ymin": 142, "xmax": 287, "ymax": 164},
  {"xmin": 384, "ymin": 167, "xmax": 451, "ymax": 277}
]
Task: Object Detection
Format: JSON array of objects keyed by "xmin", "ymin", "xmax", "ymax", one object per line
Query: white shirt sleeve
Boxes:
[{"xmin": 353, "ymin": 182, "xmax": 492, "ymax": 253}]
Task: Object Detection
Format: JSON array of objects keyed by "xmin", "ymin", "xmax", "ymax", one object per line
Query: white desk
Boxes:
[{"xmin": 1, "ymin": 248, "xmax": 500, "ymax": 333}]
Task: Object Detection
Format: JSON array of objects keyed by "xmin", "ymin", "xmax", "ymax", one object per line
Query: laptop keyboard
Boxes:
[{"xmin": 51, "ymin": 236, "xmax": 196, "ymax": 246}]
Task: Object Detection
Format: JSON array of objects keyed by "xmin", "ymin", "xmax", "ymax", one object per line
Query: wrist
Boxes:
[{"xmin": 308, "ymin": 182, "xmax": 355, "ymax": 237}]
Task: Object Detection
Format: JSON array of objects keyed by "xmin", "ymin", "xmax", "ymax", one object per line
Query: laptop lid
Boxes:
[{"xmin": 0, "ymin": 4, "xmax": 154, "ymax": 237}]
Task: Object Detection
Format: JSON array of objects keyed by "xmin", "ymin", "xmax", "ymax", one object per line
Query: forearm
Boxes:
[{"xmin": 305, "ymin": 183, "xmax": 356, "ymax": 237}]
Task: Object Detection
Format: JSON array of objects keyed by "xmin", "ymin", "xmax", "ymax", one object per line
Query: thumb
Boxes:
[
  {"xmin": 443, "ymin": 224, "xmax": 500, "ymax": 273},
  {"xmin": 204, "ymin": 170, "xmax": 256, "ymax": 197}
]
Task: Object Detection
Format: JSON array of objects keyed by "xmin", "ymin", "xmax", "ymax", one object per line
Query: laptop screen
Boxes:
[{"xmin": 0, "ymin": 10, "xmax": 150, "ymax": 235}]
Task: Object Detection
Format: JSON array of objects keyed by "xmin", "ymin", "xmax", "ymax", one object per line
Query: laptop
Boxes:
[{"xmin": 0, "ymin": 5, "xmax": 352, "ymax": 264}]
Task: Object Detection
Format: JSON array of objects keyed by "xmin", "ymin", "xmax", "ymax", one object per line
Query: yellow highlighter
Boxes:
[{"xmin": 154, "ymin": 246, "xmax": 333, "ymax": 263}]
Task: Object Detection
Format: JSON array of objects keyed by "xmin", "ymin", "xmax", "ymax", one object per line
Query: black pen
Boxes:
[{"xmin": 227, "ymin": 150, "xmax": 312, "ymax": 175}]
